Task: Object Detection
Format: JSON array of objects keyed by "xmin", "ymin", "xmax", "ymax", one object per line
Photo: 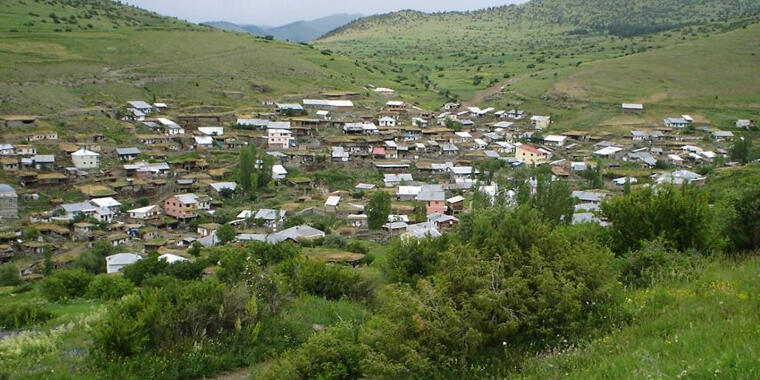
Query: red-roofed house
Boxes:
[{"xmin": 516, "ymin": 144, "xmax": 549, "ymax": 166}]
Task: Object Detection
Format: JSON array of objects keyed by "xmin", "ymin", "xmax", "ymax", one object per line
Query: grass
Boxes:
[{"xmin": 510, "ymin": 257, "xmax": 760, "ymax": 379}]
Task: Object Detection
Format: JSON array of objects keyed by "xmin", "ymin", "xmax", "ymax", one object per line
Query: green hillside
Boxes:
[
  {"xmin": 512, "ymin": 257, "xmax": 760, "ymax": 379},
  {"xmin": 0, "ymin": 1, "xmax": 425, "ymax": 114},
  {"xmin": 0, "ymin": 0, "xmax": 194, "ymax": 32},
  {"xmin": 318, "ymin": 0, "xmax": 760, "ymax": 102}
]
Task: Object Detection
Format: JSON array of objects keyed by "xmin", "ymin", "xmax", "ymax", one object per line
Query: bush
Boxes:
[
  {"xmin": 39, "ymin": 269, "xmax": 94, "ymax": 302},
  {"xmin": 280, "ymin": 258, "xmax": 368, "ymax": 301},
  {"xmin": 617, "ymin": 239, "xmax": 702, "ymax": 288},
  {"xmin": 86, "ymin": 274, "xmax": 135, "ymax": 300},
  {"xmin": 0, "ymin": 263, "xmax": 21, "ymax": 286},
  {"xmin": 0, "ymin": 305, "xmax": 54, "ymax": 329}
]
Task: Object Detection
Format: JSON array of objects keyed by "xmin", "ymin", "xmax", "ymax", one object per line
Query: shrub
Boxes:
[
  {"xmin": 0, "ymin": 305, "xmax": 54, "ymax": 329},
  {"xmin": 39, "ymin": 269, "xmax": 94, "ymax": 302},
  {"xmin": 0, "ymin": 263, "xmax": 21, "ymax": 286},
  {"xmin": 281, "ymin": 258, "xmax": 368, "ymax": 301},
  {"xmin": 86, "ymin": 274, "xmax": 135, "ymax": 300}
]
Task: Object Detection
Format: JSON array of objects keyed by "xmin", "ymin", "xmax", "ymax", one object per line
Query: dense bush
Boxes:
[
  {"xmin": 121, "ymin": 254, "xmax": 204, "ymax": 286},
  {"xmin": 39, "ymin": 268, "xmax": 94, "ymax": 302},
  {"xmin": 280, "ymin": 258, "xmax": 370, "ymax": 301},
  {"xmin": 252, "ymin": 324, "xmax": 363, "ymax": 380},
  {"xmin": 725, "ymin": 185, "xmax": 760, "ymax": 252},
  {"xmin": 90, "ymin": 279, "xmax": 258, "ymax": 360},
  {"xmin": 0, "ymin": 305, "xmax": 54, "ymax": 329},
  {"xmin": 617, "ymin": 239, "xmax": 701, "ymax": 288},
  {"xmin": 0, "ymin": 263, "xmax": 21, "ymax": 286},
  {"xmin": 383, "ymin": 235, "xmax": 451, "ymax": 284},
  {"xmin": 74, "ymin": 240, "xmax": 116, "ymax": 274},
  {"xmin": 602, "ymin": 185, "xmax": 718, "ymax": 254},
  {"xmin": 85, "ymin": 274, "xmax": 135, "ymax": 300}
]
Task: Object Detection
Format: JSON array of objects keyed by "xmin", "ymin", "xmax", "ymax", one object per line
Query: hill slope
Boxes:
[
  {"xmin": 318, "ymin": 0, "xmax": 760, "ymax": 102},
  {"xmin": 0, "ymin": 2, "xmax": 408, "ymax": 114}
]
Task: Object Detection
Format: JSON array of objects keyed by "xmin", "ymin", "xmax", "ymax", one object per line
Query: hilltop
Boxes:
[{"xmin": 0, "ymin": 2, "xmax": 415, "ymax": 114}]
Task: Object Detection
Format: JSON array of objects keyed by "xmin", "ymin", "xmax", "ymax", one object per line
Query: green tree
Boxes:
[
  {"xmin": 216, "ymin": 224, "xmax": 236, "ymax": 244},
  {"xmin": 730, "ymin": 136, "xmax": 753, "ymax": 164},
  {"xmin": 412, "ymin": 201, "xmax": 427, "ymax": 222},
  {"xmin": 726, "ymin": 185, "xmax": 760, "ymax": 252},
  {"xmin": 531, "ymin": 179, "xmax": 575, "ymax": 224},
  {"xmin": 367, "ymin": 191, "xmax": 391, "ymax": 230},
  {"xmin": 239, "ymin": 145, "xmax": 255, "ymax": 194}
]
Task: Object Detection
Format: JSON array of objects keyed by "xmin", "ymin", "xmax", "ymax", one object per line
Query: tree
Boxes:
[
  {"xmin": 726, "ymin": 185, "xmax": 760, "ymax": 252},
  {"xmin": 216, "ymin": 224, "xmax": 236, "ymax": 244},
  {"xmin": 531, "ymin": 179, "xmax": 575, "ymax": 224},
  {"xmin": 730, "ymin": 136, "xmax": 753, "ymax": 164},
  {"xmin": 239, "ymin": 145, "xmax": 255, "ymax": 194},
  {"xmin": 413, "ymin": 201, "xmax": 427, "ymax": 223},
  {"xmin": 367, "ymin": 191, "xmax": 391, "ymax": 230}
]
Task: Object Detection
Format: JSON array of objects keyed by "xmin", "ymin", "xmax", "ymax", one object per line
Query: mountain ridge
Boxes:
[{"xmin": 203, "ymin": 13, "xmax": 363, "ymax": 42}]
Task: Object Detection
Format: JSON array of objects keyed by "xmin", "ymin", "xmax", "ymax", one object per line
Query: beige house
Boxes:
[{"xmin": 516, "ymin": 144, "xmax": 549, "ymax": 166}]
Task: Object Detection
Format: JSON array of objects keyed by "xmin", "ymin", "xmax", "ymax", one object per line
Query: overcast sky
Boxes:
[{"xmin": 123, "ymin": 0, "xmax": 524, "ymax": 26}]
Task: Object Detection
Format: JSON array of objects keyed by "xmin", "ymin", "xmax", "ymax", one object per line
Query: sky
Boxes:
[{"xmin": 122, "ymin": 0, "xmax": 524, "ymax": 26}]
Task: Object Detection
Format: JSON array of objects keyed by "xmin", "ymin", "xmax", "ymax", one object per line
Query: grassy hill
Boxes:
[
  {"xmin": 511, "ymin": 257, "xmax": 760, "ymax": 379},
  {"xmin": 203, "ymin": 14, "xmax": 363, "ymax": 42},
  {"xmin": 318, "ymin": 0, "xmax": 760, "ymax": 102},
  {"xmin": 0, "ymin": 2, "xmax": 425, "ymax": 114}
]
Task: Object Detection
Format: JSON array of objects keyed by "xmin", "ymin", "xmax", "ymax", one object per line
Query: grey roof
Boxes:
[
  {"xmin": 127, "ymin": 101, "xmax": 152, "ymax": 109},
  {"xmin": 0, "ymin": 184, "xmax": 17, "ymax": 197},
  {"xmin": 255, "ymin": 209, "xmax": 285, "ymax": 221},
  {"xmin": 571, "ymin": 191, "xmax": 607, "ymax": 203},
  {"xmin": 116, "ymin": 147, "xmax": 141, "ymax": 155},
  {"xmin": 416, "ymin": 191, "xmax": 445, "ymax": 202},
  {"xmin": 405, "ymin": 222, "xmax": 442, "ymax": 239},
  {"xmin": 34, "ymin": 155, "xmax": 55, "ymax": 163},
  {"xmin": 106, "ymin": 253, "xmax": 142, "ymax": 265},
  {"xmin": 61, "ymin": 201, "xmax": 96, "ymax": 213},
  {"xmin": 267, "ymin": 225, "xmax": 325, "ymax": 243}
]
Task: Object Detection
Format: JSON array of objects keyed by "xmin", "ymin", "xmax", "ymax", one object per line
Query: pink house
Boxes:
[{"xmin": 416, "ymin": 191, "xmax": 447, "ymax": 215}]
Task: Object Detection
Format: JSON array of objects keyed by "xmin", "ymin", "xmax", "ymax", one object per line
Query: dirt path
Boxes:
[{"xmin": 194, "ymin": 367, "xmax": 251, "ymax": 380}]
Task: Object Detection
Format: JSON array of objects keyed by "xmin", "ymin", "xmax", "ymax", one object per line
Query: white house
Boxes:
[
  {"xmin": 543, "ymin": 135, "xmax": 567, "ymax": 147},
  {"xmin": 106, "ymin": 253, "xmax": 142, "ymax": 274},
  {"xmin": 198, "ymin": 127, "xmax": 224, "ymax": 136},
  {"xmin": 378, "ymin": 116, "xmax": 396, "ymax": 127},
  {"xmin": 71, "ymin": 149, "xmax": 99, "ymax": 169},
  {"xmin": 128, "ymin": 205, "xmax": 160, "ymax": 219},
  {"xmin": 194, "ymin": 136, "xmax": 214, "ymax": 149},
  {"xmin": 663, "ymin": 117, "xmax": 690, "ymax": 128},
  {"xmin": 158, "ymin": 254, "xmax": 188, "ymax": 264},
  {"xmin": 91, "ymin": 197, "xmax": 122, "ymax": 214},
  {"xmin": 272, "ymin": 164, "xmax": 288, "ymax": 181}
]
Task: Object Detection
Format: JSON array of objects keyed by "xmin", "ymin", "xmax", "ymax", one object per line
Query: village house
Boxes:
[
  {"xmin": 91, "ymin": 197, "xmax": 122, "ymax": 214},
  {"xmin": 530, "ymin": 115, "xmax": 551, "ymax": 130},
  {"xmin": 331, "ymin": 146, "xmax": 350, "ymax": 162},
  {"xmin": 254, "ymin": 209, "xmax": 287, "ymax": 230},
  {"xmin": 1, "ymin": 158, "xmax": 18, "ymax": 172},
  {"xmin": 622, "ymin": 103, "xmax": 644, "ymax": 114},
  {"xmin": 711, "ymin": 130, "xmax": 734, "ymax": 141},
  {"xmin": 543, "ymin": 135, "xmax": 568, "ymax": 147},
  {"xmin": 736, "ymin": 119, "xmax": 756, "ymax": 129},
  {"xmin": 416, "ymin": 189, "xmax": 447, "ymax": 215},
  {"xmin": 427, "ymin": 213, "xmax": 459, "ymax": 230},
  {"xmin": 268, "ymin": 129, "xmax": 294, "ymax": 150},
  {"xmin": 127, "ymin": 101, "xmax": 153, "ymax": 114},
  {"xmin": 325, "ymin": 196, "xmax": 341, "ymax": 213},
  {"xmin": 303, "ymin": 99, "xmax": 354, "ymax": 111},
  {"xmin": 0, "ymin": 144, "xmax": 14, "ymax": 156},
  {"xmin": 194, "ymin": 136, "xmax": 214, "ymax": 149},
  {"xmin": 71, "ymin": 148, "xmax": 99, "ymax": 169},
  {"xmin": 0, "ymin": 184, "xmax": 18, "ymax": 219},
  {"xmin": 106, "ymin": 253, "xmax": 142, "ymax": 274},
  {"xmin": 128, "ymin": 205, "xmax": 160, "ymax": 219},
  {"xmin": 164, "ymin": 193, "xmax": 210, "ymax": 220},
  {"xmin": 378, "ymin": 116, "xmax": 396, "ymax": 127},
  {"xmin": 384, "ymin": 173, "xmax": 413, "ymax": 187},
  {"xmin": 447, "ymin": 195, "xmax": 465, "ymax": 214},
  {"xmin": 385, "ymin": 101, "xmax": 406, "ymax": 112},
  {"xmin": 663, "ymin": 117, "xmax": 690, "ymax": 129},
  {"xmin": 272, "ymin": 164, "xmax": 288, "ymax": 181},
  {"xmin": 516, "ymin": 144, "xmax": 549, "ymax": 166},
  {"xmin": 116, "ymin": 147, "xmax": 141, "ymax": 161}
]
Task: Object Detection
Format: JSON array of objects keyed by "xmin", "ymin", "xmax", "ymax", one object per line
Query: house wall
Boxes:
[
  {"xmin": 164, "ymin": 197, "xmax": 197, "ymax": 219},
  {"xmin": 0, "ymin": 195, "xmax": 18, "ymax": 218}
]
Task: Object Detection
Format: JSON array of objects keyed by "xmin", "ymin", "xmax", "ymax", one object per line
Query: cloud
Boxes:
[{"xmin": 123, "ymin": 0, "xmax": 522, "ymax": 26}]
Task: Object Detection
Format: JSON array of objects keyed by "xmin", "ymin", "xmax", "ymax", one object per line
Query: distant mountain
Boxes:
[
  {"xmin": 201, "ymin": 21, "xmax": 250, "ymax": 34},
  {"xmin": 203, "ymin": 13, "xmax": 362, "ymax": 42}
]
